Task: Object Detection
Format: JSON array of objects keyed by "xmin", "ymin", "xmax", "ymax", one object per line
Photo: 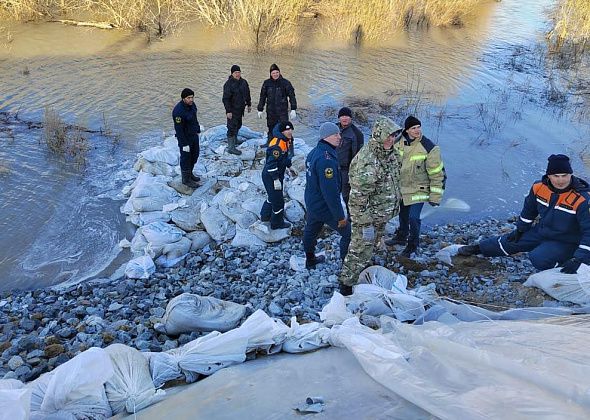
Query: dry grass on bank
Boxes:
[
  {"xmin": 43, "ymin": 106, "xmax": 89, "ymax": 166},
  {"xmin": 548, "ymin": 0, "xmax": 590, "ymax": 53}
]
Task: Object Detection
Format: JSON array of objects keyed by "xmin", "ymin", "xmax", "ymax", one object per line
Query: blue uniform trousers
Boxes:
[
  {"xmin": 179, "ymin": 138, "xmax": 199, "ymax": 172},
  {"xmin": 261, "ymin": 170, "xmax": 285, "ymax": 228},
  {"xmin": 303, "ymin": 216, "xmax": 351, "ymax": 260},
  {"xmin": 479, "ymin": 226, "xmax": 578, "ymax": 270},
  {"xmin": 398, "ymin": 201, "xmax": 425, "ymax": 246}
]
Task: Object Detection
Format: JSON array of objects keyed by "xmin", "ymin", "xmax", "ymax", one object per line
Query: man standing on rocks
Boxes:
[
  {"xmin": 257, "ymin": 63, "xmax": 297, "ymax": 142},
  {"xmin": 336, "ymin": 106, "xmax": 365, "ymax": 205},
  {"xmin": 303, "ymin": 122, "xmax": 351, "ymax": 272},
  {"xmin": 339, "ymin": 117, "xmax": 402, "ymax": 295},
  {"xmin": 385, "ymin": 116, "xmax": 445, "ymax": 258},
  {"xmin": 223, "ymin": 64, "xmax": 251, "ymax": 156},
  {"xmin": 261, "ymin": 121, "xmax": 295, "ymax": 230},
  {"xmin": 459, "ymin": 154, "xmax": 590, "ymax": 273},
  {"xmin": 172, "ymin": 88, "xmax": 201, "ymax": 189}
]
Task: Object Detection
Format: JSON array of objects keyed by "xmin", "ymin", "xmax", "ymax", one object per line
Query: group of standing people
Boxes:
[{"xmin": 173, "ymin": 63, "xmax": 590, "ymax": 297}]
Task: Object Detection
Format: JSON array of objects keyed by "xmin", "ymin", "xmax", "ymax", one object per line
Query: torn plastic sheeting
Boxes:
[
  {"xmin": 0, "ymin": 379, "xmax": 30, "ymax": 420},
  {"xmin": 524, "ymin": 264, "xmax": 590, "ymax": 305},
  {"xmin": 28, "ymin": 347, "xmax": 114, "ymax": 419},
  {"xmin": 319, "ymin": 292, "xmax": 354, "ymax": 327},
  {"xmin": 155, "ymin": 293, "xmax": 247, "ymax": 335},
  {"xmin": 350, "ymin": 284, "xmax": 427, "ymax": 322},
  {"xmin": 282, "ymin": 317, "xmax": 330, "ymax": 354},
  {"xmin": 104, "ymin": 344, "xmax": 166, "ymax": 415},
  {"xmin": 435, "ymin": 244, "xmax": 464, "ymax": 266},
  {"xmin": 332, "ymin": 316, "xmax": 590, "ymax": 419}
]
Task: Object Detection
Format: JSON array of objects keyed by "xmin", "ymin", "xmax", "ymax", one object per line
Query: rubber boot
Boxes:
[
  {"xmin": 339, "ymin": 283, "xmax": 353, "ymax": 296},
  {"xmin": 181, "ymin": 171, "xmax": 199, "ymax": 188},
  {"xmin": 385, "ymin": 230, "xmax": 407, "ymax": 246},
  {"xmin": 227, "ymin": 136, "xmax": 242, "ymax": 155},
  {"xmin": 457, "ymin": 244, "xmax": 480, "ymax": 256},
  {"xmin": 190, "ymin": 173, "xmax": 200, "ymax": 182},
  {"xmin": 271, "ymin": 221, "xmax": 292, "ymax": 230},
  {"xmin": 305, "ymin": 252, "xmax": 326, "ymax": 269},
  {"xmin": 400, "ymin": 243, "xmax": 418, "ymax": 258}
]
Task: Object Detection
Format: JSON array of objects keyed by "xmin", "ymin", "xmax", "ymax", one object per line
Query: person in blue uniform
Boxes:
[
  {"xmin": 459, "ymin": 154, "xmax": 590, "ymax": 274},
  {"xmin": 172, "ymin": 88, "xmax": 201, "ymax": 188},
  {"xmin": 303, "ymin": 122, "xmax": 351, "ymax": 270},
  {"xmin": 260, "ymin": 121, "xmax": 295, "ymax": 230}
]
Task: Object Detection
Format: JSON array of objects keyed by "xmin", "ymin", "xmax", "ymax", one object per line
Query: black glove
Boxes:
[
  {"xmin": 506, "ymin": 229, "xmax": 523, "ymax": 243},
  {"xmin": 561, "ymin": 258, "xmax": 581, "ymax": 274},
  {"xmin": 428, "ymin": 201, "xmax": 439, "ymax": 207}
]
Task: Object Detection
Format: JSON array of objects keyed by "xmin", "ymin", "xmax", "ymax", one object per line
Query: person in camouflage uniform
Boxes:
[{"xmin": 339, "ymin": 116, "xmax": 402, "ymax": 294}]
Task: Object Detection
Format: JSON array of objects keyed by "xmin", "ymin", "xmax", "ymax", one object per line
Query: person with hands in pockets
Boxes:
[{"xmin": 260, "ymin": 121, "xmax": 295, "ymax": 230}]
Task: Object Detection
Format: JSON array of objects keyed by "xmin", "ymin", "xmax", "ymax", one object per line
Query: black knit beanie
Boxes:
[
  {"xmin": 278, "ymin": 121, "xmax": 294, "ymax": 132},
  {"xmin": 404, "ymin": 116, "xmax": 421, "ymax": 131},
  {"xmin": 338, "ymin": 107, "xmax": 352, "ymax": 118},
  {"xmin": 546, "ymin": 154, "xmax": 573, "ymax": 175},
  {"xmin": 270, "ymin": 63, "xmax": 280, "ymax": 73},
  {"xmin": 231, "ymin": 64, "xmax": 241, "ymax": 73},
  {"xmin": 181, "ymin": 88, "xmax": 194, "ymax": 99}
]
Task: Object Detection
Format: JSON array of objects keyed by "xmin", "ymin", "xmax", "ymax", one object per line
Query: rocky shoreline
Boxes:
[{"xmin": 1, "ymin": 214, "xmax": 558, "ymax": 383}]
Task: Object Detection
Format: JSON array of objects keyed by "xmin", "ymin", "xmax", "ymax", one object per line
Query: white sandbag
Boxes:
[
  {"xmin": 104, "ymin": 344, "xmax": 165, "ymax": 415},
  {"xmin": 319, "ymin": 292, "xmax": 354, "ymax": 327},
  {"xmin": 141, "ymin": 222, "xmax": 184, "ymax": 246},
  {"xmin": 231, "ymin": 225, "xmax": 268, "ymax": 248},
  {"xmin": 161, "ymin": 236, "xmax": 191, "ymax": 260},
  {"xmin": 134, "ymin": 157, "xmax": 177, "ymax": 177},
  {"xmin": 0, "ymin": 379, "xmax": 30, "ymax": 420},
  {"xmin": 155, "ymin": 294, "xmax": 247, "ymax": 335},
  {"xmin": 357, "ymin": 265, "xmax": 408, "ymax": 292},
  {"xmin": 200, "ymin": 204, "xmax": 236, "ymax": 242},
  {"xmin": 139, "ymin": 144, "xmax": 179, "ymax": 166},
  {"xmin": 282, "ymin": 317, "xmax": 331, "ymax": 353},
  {"xmin": 239, "ymin": 310, "xmax": 289, "ymax": 354},
  {"xmin": 285, "ymin": 199, "xmax": 305, "ymax": 223},
  {"xmin": 129, "ymin": 210, "xmax": 171, "ymax": 227},
  {"xmin": 125, "ymin": 255, "xmax": 155, "ymax": 279},
  {"xmin": 249, "ymin": 220, "xmax": 290, "ymax": 243},
  {"xmin": 186, "ymin": 230, "xmax": 213, "ymax": 251},
  {"xmin": 350, "ymin": 284, "xmax": 426, "ymax": 322},
  {"xmin": 241, "ymin": 196, "xmax": 266, "ymax": 215},
  {"xmin": 287, "ymin": 183, "xmax": 306, "ymax": 208},
  {"xmin": 170, "ymin": 206, "xmax": 201, "ymax": 232},
  {"xmin": 29, "ymin": 347, "xmax": 113, "ymax": 420},
  {"xmin": 524, "ymin": 264, "xmax": 590, "ymax": 304},
  {"xmin": 435, "ymin": 244, "xmax": 464, "ymax": 266},
  {"xmin": 129, "ymin": 177, "xmax": 179, "ymax": 213},
  {"xmin": 130, "ymin": 230, "xmax": 149, "ymax": 257}
]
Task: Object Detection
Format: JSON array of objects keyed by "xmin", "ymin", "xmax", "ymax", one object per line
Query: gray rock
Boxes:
[{"xmin": 7, "ymin": 355, "xmax": 24, "ymax": 370}]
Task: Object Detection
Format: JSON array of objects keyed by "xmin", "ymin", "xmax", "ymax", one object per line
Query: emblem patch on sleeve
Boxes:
[
  {"xmin": 273, "ymin": 150, "xmax": 280, "ymax": 158},
  {"xmin": 175, "ymin": 116, "xmax": 182, "ymax": 123},
  {"xmin": 324, "ymin": 167, "xmax": 334, "ymax": 179}
]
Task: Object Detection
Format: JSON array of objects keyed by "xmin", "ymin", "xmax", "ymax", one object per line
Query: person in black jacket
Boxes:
[
  {"xmin": 172, "ymin": 88, "xmax": 201, "ymax": 188},
  {"xmin": 223, "ymin": 64, "xmax": 251, "ymax": 155},
  {"xmin": 257, "ymin": 63, "xmax": 297, "ymax": 142},
  {"xmin": 336, "ymin": 106, "xmax": 365, "ymax": 204}
]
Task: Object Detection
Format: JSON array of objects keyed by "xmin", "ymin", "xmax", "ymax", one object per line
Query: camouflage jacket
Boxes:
[{"xmin": 348, "ymin": 117, "xmax": 402, "ymax": 225}]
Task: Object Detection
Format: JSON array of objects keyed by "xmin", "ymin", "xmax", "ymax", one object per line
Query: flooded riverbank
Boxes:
[{"xmin": 0, "ymin": 0, "xmax": 589, "ymax": 291}]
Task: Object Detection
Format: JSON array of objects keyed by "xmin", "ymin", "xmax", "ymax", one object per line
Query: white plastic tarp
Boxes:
[
  {"xmin": 0, "ymin": 379, "xmax": 30, "ymax": 420},
  {"xmin": 524, "ymin": 264, "xmax": 590, "ymax": 304},
  {"xmin": 330, "ymin": 316, "xmax": 590, "ymax": 419}
]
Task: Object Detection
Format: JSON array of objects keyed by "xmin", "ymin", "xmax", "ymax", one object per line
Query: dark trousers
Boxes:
[
  {"xmin": 266, "ymin": 113, "xmax": 288, "ymax": 141},
  {"xmin": 179, "ymin": 138, "xmax": 199, "ymax": 172},
  {"xmin": 227, "ymin": 111, "xmax": 243, "ymax": 138},
  {"xmin": 340, "ymin": 169, "xmax": 351, "ymax": 204},
  {"xmin": 260, "ymin": 171, "xmax": 285, "ymax": 228},
  {"xmin": 479, "ymin": 226, "xmax": 578, "ymax": 271},
  {"xmin": 398, "ymin": 201, "xmax": 425, "ymax": 246},
  {"xmin": 303, "ymin": 216, "xmax": 352, "ymax": 260}
]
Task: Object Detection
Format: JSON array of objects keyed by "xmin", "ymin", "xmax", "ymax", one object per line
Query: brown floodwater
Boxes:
[{"xmin": 0, "ymin": 0, "xmax": 588, "ymax": 291}]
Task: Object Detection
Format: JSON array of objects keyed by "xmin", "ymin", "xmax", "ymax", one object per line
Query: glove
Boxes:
[
  {"xmin": 257, "ymin": 111, "xmax": 263, "ymax": 119},
  {"xmin": 289, "ymin": 110, "xmax": 297, "ymax": 120},
  {"xmin": 428, "ymin": 201, "xmax": 439, "ymax": 207},
  {"xmin": 182, "ymin": 145, "xmax": 190, "ymax": 152},
  {"xmin": 362, "ymin": 225, "xmax": 375, "ymax": 241},
  {"xmin": 226, "ymin": 112, "xmax": 232, "ymax": 119},
  {"xmin": 561, "ymin": 258, "xmax": 581, "ymax": 274},
  {"xmin": 506, "ymin": 229, "xmax": 523, "ymax": 243},
  {"xmin": 199, "ymin": 124, "xmax": 205, "ymax": 133},
  {"xmin": 273, "ymin": 179, "xmax": 282, "ymax": 190},
  {"xmin": 337, "ymin": 218, "xmax": 348, "ymax": 228},
  {"xmin": 247, "ymin": 106, "xmax": 251, "ymax": 113}
]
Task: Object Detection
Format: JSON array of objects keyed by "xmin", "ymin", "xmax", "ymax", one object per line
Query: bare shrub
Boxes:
[
  {"xmin": 548, "ymin": 0, "xmax": 590, "ymax": 54},
  {"xmin": 43, "ymin": 106, "xmax": 89, "ymax": 166}
]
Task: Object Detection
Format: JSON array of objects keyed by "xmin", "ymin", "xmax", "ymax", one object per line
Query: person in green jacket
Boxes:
[
  {"xmin": 385, "ymin": 116, "xmax": 446, "ymax": 257},
  {"xmin": 339, "ymin": 116, "xmax": 402, "ymax": 294}
]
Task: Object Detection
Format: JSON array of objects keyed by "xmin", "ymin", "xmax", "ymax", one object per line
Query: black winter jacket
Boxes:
[
  {"xmin": 222, "ymin": 77, "xmax": 251, "ymax": 114},
  {"xmin": 257, "ymin": 76, "xmax": 297, "ymax": 117}
]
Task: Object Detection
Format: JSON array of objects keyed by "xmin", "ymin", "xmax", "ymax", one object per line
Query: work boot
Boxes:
[
  {"xmin": 457, "ymin": 244, "xmax": 480, "ymax": 256},
  {"xmin": 227, "ymin": 136, "xmax": 242, "ymax": 155},
  {"xmin": 339, "ymin": 283, "xmax": 353, "ymax": 296},
  {"xmin": 385, "ymin": 231, "xmax": 407, "ymax": 246},
  {"xmin": 190, "ymin": 173, "xmax": 201, "ymax": 182},
  {"xmin": 400, "ymin": 243, "xmax": 418, "ymax": 258},
  {"xmin": 271, "ymin": 221, "xmax": 292, "ymax": 230},
  {"xmin": 181, "ymin": 171, "xmax": 199, "ymax": 188},
  {"xmin": 305, "ymin": 253, "xmax": 326, "ymax": 269}
]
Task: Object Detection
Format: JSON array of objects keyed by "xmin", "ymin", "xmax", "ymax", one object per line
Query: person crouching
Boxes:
[{"xmin": 260, "ymin": 121, "xmax": 295, "ymax": 230}]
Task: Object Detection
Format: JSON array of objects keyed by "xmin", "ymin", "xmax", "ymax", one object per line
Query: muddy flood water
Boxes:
[{"xmin": 0, "ymin": 0, "xmax": 589, "ymax": 291}]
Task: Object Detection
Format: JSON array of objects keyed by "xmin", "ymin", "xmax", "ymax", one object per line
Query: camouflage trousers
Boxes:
[{"xmin": 339, "ymin": 219, "xmax": 387, "ymax": 286}]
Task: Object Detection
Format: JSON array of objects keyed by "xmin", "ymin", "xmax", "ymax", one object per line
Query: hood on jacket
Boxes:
[
  {"xmin": 271, "ymin": 122, "xmax": 289, "ymax": 141},
  {"xmin": 367, "ymin": 116, "xmax": 401, "ymax": 155},
  {"xmin": 542, "ymin": 174, "xmax": 590, "ymax": 192}
]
